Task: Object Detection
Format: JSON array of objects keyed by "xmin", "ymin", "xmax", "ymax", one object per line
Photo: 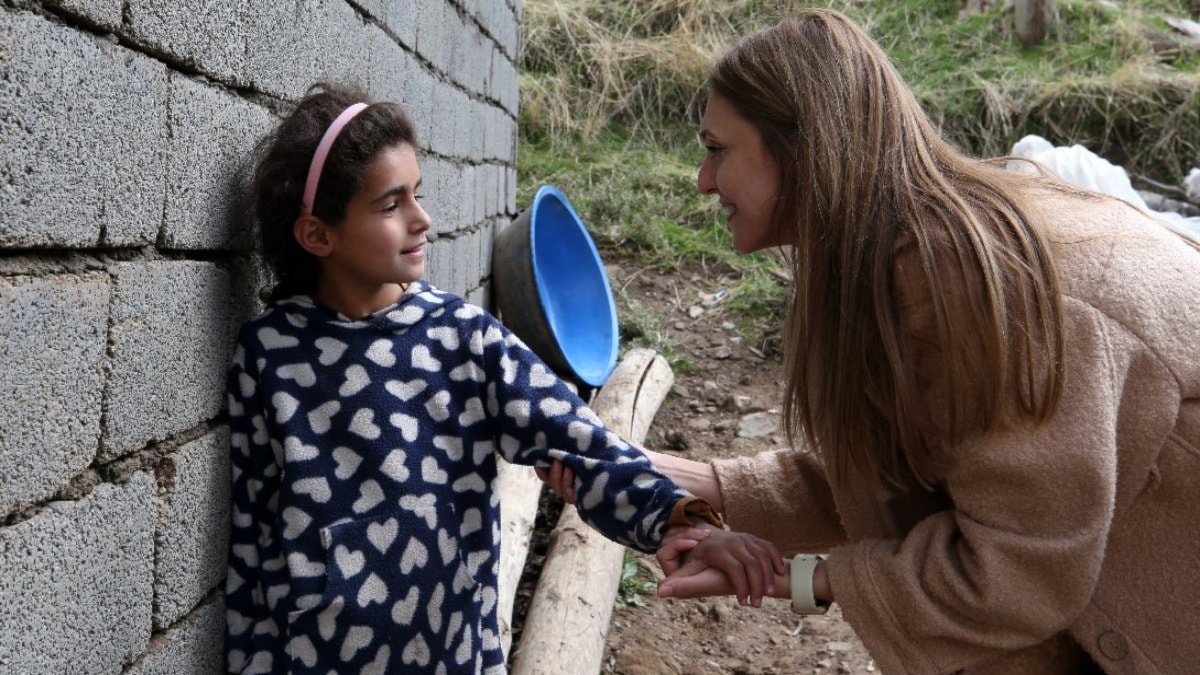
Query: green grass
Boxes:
[
  {"xmin": 517, "ymin": 131, "xmax": 790, "ymax": 343},
  {"xmin": 614, "ymin": 551, "xmax": 658, "ymax": 608},
  {"xmin": 517, "ymin": 0, "xmax": 1200, "ymax": 351}
]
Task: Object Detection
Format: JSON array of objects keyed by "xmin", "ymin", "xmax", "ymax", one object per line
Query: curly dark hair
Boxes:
[{"xmin": 251, "ymin": 83, "xmax": 416, "ymax": 301}]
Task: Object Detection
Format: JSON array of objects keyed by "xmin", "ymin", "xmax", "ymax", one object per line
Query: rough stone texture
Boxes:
[
  {"xmin": 0, "ymin": 274, "xmax": 109, "ymax": 516},
  {"xmin": 242, "ymin": 0, "xmax": 371, "ymax": 101},
  {"xmin": 358, "ymin": 0, "xmax": 417, "ymax": 50},
  {"xmin": 0, "ymin": 475, "xmax": 155, "ymax": 675},
  {"xmin": 0, "ymin": 11, "xmax": 169, "ymax": 248},
  {"xmin": 153, "ymin": 429, "xmax": 232, "ymax": 630},
  {"xmin": 125, "ymin": 0, "xmax": 247, "ymax": 83},
  {"xmin": 41, "ymin": 0, "xmax": 122, "ymax": 31},
  {"xmin": 103, "ymin": 262, "xmax": 234, "ymax": 458},
  {"xmin": 128, "ymin": 595, "xmax": 225, "ymax": 675},
  {"xmin": 163, "ymin": 75, "xmax": 275, "ymax": 250}
]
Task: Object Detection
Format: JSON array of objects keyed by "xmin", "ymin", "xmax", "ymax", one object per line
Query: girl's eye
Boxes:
[
  {"xmin": 382, "ymin": 202, "xmax": 400, "ymax": 213},
  {"xmin": 705, "ymin": 144, "xmax": 725, "ymax": 155},
  {"xmin": 414, "ymin": 193, "xmax": 425, "ymax": 201}
]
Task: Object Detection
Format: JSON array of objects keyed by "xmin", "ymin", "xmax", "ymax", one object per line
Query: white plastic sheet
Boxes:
[{"xmin": 1009, "ymin": 134, "xmax": 1200, "ymax": 238}]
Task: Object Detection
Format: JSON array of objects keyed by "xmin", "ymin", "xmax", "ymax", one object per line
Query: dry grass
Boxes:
[{"xmin": 520, "ymin": 0, "xmax": 1200, "ymax": 180}]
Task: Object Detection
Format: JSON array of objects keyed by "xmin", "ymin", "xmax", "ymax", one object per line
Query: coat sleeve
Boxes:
[
  {"xmin": 466, "ymin": 307, "xmax": 690, "ymax": 553},
  {"xmin": 824, "ymin": 298, "xmax": 1172, "ymax": 674},
  {"xmin": 223, "ymin": 340, "xmax": 283, "ymax": 674},
  {"xmin": 711, "ymin": 447, "xmax": 848, "ymax": 554}
]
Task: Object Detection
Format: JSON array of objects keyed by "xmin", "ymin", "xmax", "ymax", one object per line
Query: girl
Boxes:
[
  {"xmin": 223, "ymin": 84, "xmax": 779, "ymax": 675},
  {"xmin": 543, "ymin": 10, "xmax": 1200, "ymax": 675}
]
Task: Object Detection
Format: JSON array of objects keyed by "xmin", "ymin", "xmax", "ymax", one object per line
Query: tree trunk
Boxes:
[{"xmin": 1015, "ymin": 0, "xmax": 1058, "ymax": 45}]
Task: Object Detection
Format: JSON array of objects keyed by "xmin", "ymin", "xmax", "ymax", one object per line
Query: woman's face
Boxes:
[{"xmin": 697, "ymin": 93, "xmax": 783, "ymax": 254}]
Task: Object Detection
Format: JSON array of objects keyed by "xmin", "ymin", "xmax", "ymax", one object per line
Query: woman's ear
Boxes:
[{"xmin": 294, "ymin": 216, "xmax": 334, "ymax": 257}]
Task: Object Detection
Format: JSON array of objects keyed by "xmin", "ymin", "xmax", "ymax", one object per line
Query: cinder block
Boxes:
[
  {"xmin": 379, "ymin": 0, "xmax": 418, "ymax": 50},
  {"xmin": 103, "ymin": 262, "xmax": 234, "ymax": 458},
  {"xmin": 125, "ymin": 0, "xmax": 245, "ymax": 84},
  {"xmin": 41, "ymin": 0, "xmax": 121, "ymax": 31},
  {"xmin": 127, "ymin": 595, "xmax": 224, "ymax": 675},
  {"xmin": 0, "ymin": 12, "xmax": 169, "ymax": 248},
  {"xmin": 405, "ymin": 59, "xmax": 435, "ymax": 150},
  {"xmin": 431, "ymin": 81, "xmax": 456, "ymax": 157},
  {"xmin": 415, "ymin": 0, "xmax": 449, "ymax": 74},
  {"xmin": 153, "ymin": 429, "xmax": 231, "ymax": 630},
  {"xmin": 453, "ymin": 89, "xmax": 472, "ymax": 159},
  {"xmin": 488, "ymin": 44, "xmax": 503, "ymax": 104},
  {"xmin": 242, "ymin": 0, "xmax": 370, "ymax": 101},
  {"xmin": 163, "ymin": 75, "xmax": 275, "ymax": 250},
  {"xmin": 367, "ymin": 24, "xmax": 408, "ymax": 104},
  {"xmin": 424, "ymin": 238, "xmax": 454, "ymax": 292},
  {"xmin": 507, "ymin": 166, "xmax": 517, "ymax": 214},
  {"xmin": 0, "ymin": 274, "xmax": 108, "ymax": 516},
  {"xmin": 0, "ymin": 475, "xmax": 155, "ymax": 675},
  {"xmin": 460, "ymin": 164, "xmax": 477, "ymax": 227},
  {"xmin": 499, "ymin": 113, "xmax": 517, "ymax": 163},
  {"xmin": 472, "ymin": 100, "xmax": 488, "ymax": 164}
]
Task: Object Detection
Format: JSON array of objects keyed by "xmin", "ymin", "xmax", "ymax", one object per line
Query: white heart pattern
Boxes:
[
  {"xmin": 399, "ymin": 538, "xmax": 429, "ymax": 574},
  {"xmin": 503, "ymin": 400, "xmax": 531, "ymax": 427},
  {"xmin": 352, "ymin": 479, "xmax": 385, "ymax": 514},
  {"xmin": 401, "ymin": 633, "xmax": 431, "ymax": 667},
  {"xmin": 307, "ymin": 400, "xmax": 341, "ymax": 434},
  {"xmin": 289, "ymin": 634, "xmax": 318, "ymax": 667},
  {"xmin": 339, "ymin": 364, "xmax": 371, "ymax": 397},
  {"xmin": 366, "ymin": 339, "xmax": 397, "ymax": 367},
  {"xmin": 411, "ymin": 344, "xmax": 442, "ymax": 372},
  {"xmin": 458, "ymin": 397, "xmax": 485, "ymax": 426},
  {"xmin": 399, "ymin": 494, "xmax": 438, "ymax": 528},
  {"xmin": 334, "ymin": 545, "xmax": 365, "ymax": 579},
  {"xmin": 292, "ymin": 477, "xmax": 331, "ymax": 503},
  {"xmin": 315, "ymin": 336, "xmax": 348, "ymax": 365},
  {"xmin": 379, "ymin": 448, "xmax": 410, "ymax": 483},
  {"xmin": 341, "ymin": 625, "xmax": 374, "ymax": 662},
  {"xmin": 449, "ymin": 360, "xmax": 484, "ymax": 383},
  {"xmin": 567, "ymin": 420, "xmax": 594, "ymax": 451},
  {"xmin": 433, "ymin": 435, "xmax": 464, "ymax": 461},
  {"xmin": 349, "ymin": 408, "xmax": 381, "ymax": 439},
  {"xmin": 421, "ymin": 456, "xmax": 449, "ymax": 484},
  {"xmin": 332, "ymin": 446, "xmax": 362, "ymax": 480},
  {"xmin": 356, "ymin": 572, "xmax": 388, "ymax": 608},
  {"xmin": 426, "ymin": 326, "xmax": 460, "ymax": 350},
  {"xmin": 367, "ymin": 518, "xmax": 398, "ymax": 553},
  {"xmin": 539, "ymin": 397, "xmax": 572, "ymax": 417},
  {"xmin": 385, "ymin": 378, "xmax": 427, "ymax": 402},
  {"xmin": 427, "ymin": 583, "xmax": 445, "ymax": 632},
  {"xmin": 459, "ymin": 508, "xmax": 482, "ymax": 537},
  {"xmin": 529, "ymin": 362, "xmax": 557, "ymax": 388},
  {"xmin": 392, "ymin": 586, "xmax": 420, "ymax": 626},
  {"xmin": 437, "ymin": 528, "xmax": 458, "ymax": 566},
  {"xmin": 317, "ymin": 598, "xmax": 343, "ymax": 641},
  {"xmin": 389, "ymin": 412, "xmax": 420, "ymax": 442},
  {"xmin": 257, "ymin": 326, "xmax": 299, "ymax": 350},
  {"xmin": 277, "ymin": 363, "xmax": 316, "ymax": 387},
  {"xmin": 425, "ymin": 390, "xmax": 451, "ymax": 422},
  {"xmin": 272, "ymin": 391, "xmax": 300, "ymax": 424},
  {"xmin": 281, "ymin": 506, "xmax": 312, "ymax": 540},
  {"xmin": 363, "ymin": 645, "xmax": 390, "ymax": 675}
]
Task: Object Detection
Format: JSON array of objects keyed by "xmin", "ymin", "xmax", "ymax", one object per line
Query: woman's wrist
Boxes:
[{"xmin": 642, "ymin": 447, "xmax": 725, "ymax": 514}]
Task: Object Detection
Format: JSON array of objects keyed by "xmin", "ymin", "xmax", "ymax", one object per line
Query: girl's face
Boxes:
[
  {"xmin": 319, "ymin": 142, "xmax": 431, "ymax": 308},
  {"xmin": 697, "ymin": 93, "xmax": 783, "ymax": 254}
]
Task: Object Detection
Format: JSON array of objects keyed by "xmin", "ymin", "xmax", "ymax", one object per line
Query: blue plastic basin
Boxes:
[{"xmin": 492, "ymin": 185, "xmax": 618, "ymax": 387}]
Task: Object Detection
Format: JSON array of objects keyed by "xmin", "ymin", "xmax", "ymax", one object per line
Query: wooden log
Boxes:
[
  {"xmin": 496, "ymin": 459, "xmax": 545, "ymax": 656},
  {"xmin": 510, "ymin": 349, "xmax": 674, "ymax": 674}
]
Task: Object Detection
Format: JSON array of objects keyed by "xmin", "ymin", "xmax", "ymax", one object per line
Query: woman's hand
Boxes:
[{"xmin": 656, "ymin": 527, "xmax": 785, "ymax": 607}]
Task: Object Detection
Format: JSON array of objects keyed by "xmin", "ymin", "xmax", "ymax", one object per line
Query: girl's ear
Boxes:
[{"xmin": 294, "ymin": 216, "xmax": 334, "ymax": 257}]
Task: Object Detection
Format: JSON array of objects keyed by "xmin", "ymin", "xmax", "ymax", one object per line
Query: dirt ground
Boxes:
[{"xmin": 597, "ymin": 256, "xmax": 876, "ymax": 674}]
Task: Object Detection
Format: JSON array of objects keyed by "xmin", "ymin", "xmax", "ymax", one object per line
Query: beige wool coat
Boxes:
[{"xmin": 712, "ymin": 191, "xmax": 1200, "ymax": 674}]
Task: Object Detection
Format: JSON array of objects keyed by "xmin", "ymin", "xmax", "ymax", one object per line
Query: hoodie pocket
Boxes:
[{"xmin": 285, "ymin": 502, "xmax": 483, "ymax": 673}]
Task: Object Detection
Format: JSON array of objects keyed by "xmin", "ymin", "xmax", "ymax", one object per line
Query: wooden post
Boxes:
[
  {"xmin": 509, "ymin": 349, "xmax": 675, "ymax": 674},
  {"xmin": 1014, "ymin": 0, "xmax": 1057, "ymax": 46}
]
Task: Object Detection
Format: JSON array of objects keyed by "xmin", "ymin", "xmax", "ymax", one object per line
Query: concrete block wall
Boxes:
[{"xmin": 0, "ymin": 0, "xmax": 520, "ymax": 672}]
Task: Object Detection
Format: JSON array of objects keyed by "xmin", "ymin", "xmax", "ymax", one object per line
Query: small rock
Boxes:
[
  {"xmin": 826, "ymin": 641, "xmax": 853, "ymax": 653},
  {"xmin": 663, "ymin": 429, "xmax": 689, "ymax": 450},
  {"xmin": 722, "ymin": 321, "xmax": 736, "ymax": 330},
  {"xmin": 702, "ymin": 380, "xmax": 720, "ymax": 395},
  {"xmin": 687, "ymin": 417, "xmax": 712, "ymax": 432},
  {"xmin": 673, "ymin": 320, "xmax": 687, "ymax": 330},
  {"xmin": 713, "ymin": 346, "xmax": 734, "ymax": 359},
  {"xmin": 738, "ymin": 412, "xmax": 780, "ymax": 439},
  {"xmin": 613, "ymin": 644, "xmax": 684, "ymax": 675},
  {"xmin": 708, "ymin": 603, "xmax": 734, "ymax": 623},
  {"xmin": 672, "ymin": 384, "xmax": 690, "ymax": 398},
  {"xmin": 688, "ymin": 305, "xmax": 704, "ymax": 318},
  {"xmin": 713, "ymin": 419, "xmax": 733, "ymax": 433},
  {"xmin": 739, "ymin": 375, "xmax": 752, "ymax": 385},
  {"xmin": 729, "ymin": 336, "xmax": 742, "ymax": 344},
  {"xmin": 866, "ymin": 661, "xmax": 877, "ymax": 672},
  {"xmin": 817, "ymin": 659, "xmax": 833, "ymax": 669},
  {"xmin": 734, "ymin": 395, "xmax": 753, "ymax": 411},
  {"xmin": 687, "ymin": 399, "xmax": 702, "ymax": 411}
]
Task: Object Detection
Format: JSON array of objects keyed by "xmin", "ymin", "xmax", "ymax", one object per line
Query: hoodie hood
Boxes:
[{"xmin": 271, "ymin": 281, "xmax": 462, "ymax": 334}]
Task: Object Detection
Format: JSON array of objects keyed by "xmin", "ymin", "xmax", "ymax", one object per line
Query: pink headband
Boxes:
[{"xmin": 300, "ymin": 102, "xmax": 370, "ymax": 216}]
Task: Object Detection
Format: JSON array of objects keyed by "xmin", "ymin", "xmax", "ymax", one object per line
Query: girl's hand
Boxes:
[
  {"xmin": 535, "ymin": 461, "xmax": 577, "ymax": 504},
  {"xmin": 657, "ymin": 525, "xmax": 712, "ymax": 575},
  {"xmin": 657, "ymin": 529, "xmax": 785, "ymax": 607}
]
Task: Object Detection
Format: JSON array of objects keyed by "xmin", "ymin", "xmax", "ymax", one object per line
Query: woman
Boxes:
[{"xmin": 542, "ymin": 9, "xmax": 1200, "ymax": 674}]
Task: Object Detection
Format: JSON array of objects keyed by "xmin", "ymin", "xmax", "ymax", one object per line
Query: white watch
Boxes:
[{"xmin": 789, "ymin": 554, "xmax": 829, "ymax": 615}]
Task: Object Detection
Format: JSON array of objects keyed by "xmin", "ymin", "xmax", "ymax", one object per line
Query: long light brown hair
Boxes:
[{"xmin": 710, "ymin": 10, "xmax": 1069, "ymax": 494}]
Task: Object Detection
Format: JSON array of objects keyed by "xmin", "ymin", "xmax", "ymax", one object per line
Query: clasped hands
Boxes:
[{"xmin": 537, "ymin": 462, "xmax": 787, "ymax": 608}]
